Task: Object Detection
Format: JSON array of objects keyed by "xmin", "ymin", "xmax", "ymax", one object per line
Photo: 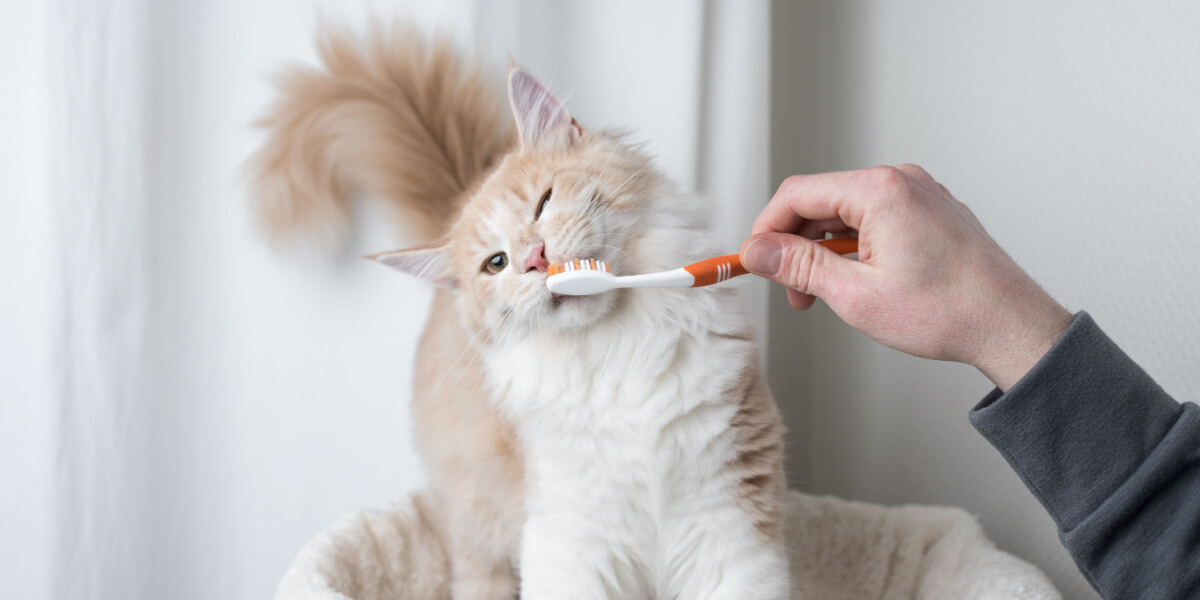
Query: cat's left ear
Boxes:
[
  {"xmin": 368, "ymin": 242, "xmax": 457, "ymax": 289},
  {"xmin": 508, "ymin": 66, "xmax": 582, "ymax": 151}
]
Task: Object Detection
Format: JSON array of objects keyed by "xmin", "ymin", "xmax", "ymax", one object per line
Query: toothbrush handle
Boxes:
[
  {"xmin": 684, "ymin": 255, "xmax": 749, "ymax": 287},
  {"xmin": 683, "ymin": 238, "xmax": 859, "ymax": 287},
  {"xmin": 817, "ymin": 237, "xmax": 859, "ymax": 255}
]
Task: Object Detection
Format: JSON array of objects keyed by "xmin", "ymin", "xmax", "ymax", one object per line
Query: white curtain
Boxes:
[
  {"xmin": 0, "ymin": 1, "xmax": 768, "ymax": 598},
  {"xmin": 4, "ymin": 0, "xmax": 157, "ymax": 598}
]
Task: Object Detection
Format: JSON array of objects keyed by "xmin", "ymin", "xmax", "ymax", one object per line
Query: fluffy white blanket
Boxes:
[{"xmin": 276, "ymin": 490, "xmax": 1060, "ymax": 599}]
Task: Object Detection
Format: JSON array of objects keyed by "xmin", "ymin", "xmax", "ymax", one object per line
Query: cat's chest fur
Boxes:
[{"xmin": 482, "ymin": 288, "xmax": 754, "ymax": 503}]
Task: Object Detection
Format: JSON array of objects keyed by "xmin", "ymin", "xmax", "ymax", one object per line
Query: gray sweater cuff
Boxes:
[
  {"xmin": 969, "ymin": 312, "xmax": 1200, "ymax": 597},
  {"xmin": 969, "ymin": 311, "xmax": 1183, "ymax": 531}
]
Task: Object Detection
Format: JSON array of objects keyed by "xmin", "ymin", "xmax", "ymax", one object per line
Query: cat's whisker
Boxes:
[
  {"xmin": 598, "ymin": 335, "xmax": 617, "ymax": 375},
  {"xmin": 610, "ymin": 165, "xmax": 652, "ymax": 197},
  {"xmin": 429, "ymin": 313, "xmax": 495, "ymax": 396},
  {"xmin": 577, "ymin": 232, "xmax": 633, "ymax": 244},
  {"xmin": 581, "ymin": 243, "xmax": 632, "ymax": 259},
  {"xmin": 593, "ymin": 144, "xmax": 621, "ymax": 185},
  {"xmin": 445, "ymin": 309, "xmax": 515, "ymax": 398}
]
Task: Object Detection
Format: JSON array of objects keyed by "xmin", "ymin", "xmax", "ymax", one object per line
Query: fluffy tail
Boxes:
[{"xmin": 248, "ymin": 25, "xmax": 513, "ymax": 247}]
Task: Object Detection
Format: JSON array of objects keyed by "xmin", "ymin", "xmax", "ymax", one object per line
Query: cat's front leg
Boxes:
[
  {"xmin": 447, "ymin": 532, "xmax": 518, "ymax": 600},
  {"xmin": 668, "ymin": 515, "xmax": 791, "ymax": 600},
  {"xmin": 700, "ymin": 542, "xmax": 791, "ymax": 600},
  {"xmin": 431, "ymin": 483, "xmax": 521, "ymax": 600},
  {"xmin": 518, "ymin": 511, "xmax": 648, "ymax": 600}
]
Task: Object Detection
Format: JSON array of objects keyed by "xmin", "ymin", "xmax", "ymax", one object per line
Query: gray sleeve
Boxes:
[{"xmin": 969, "ymin": 312, "xmax": 1200, "ymax": 599}]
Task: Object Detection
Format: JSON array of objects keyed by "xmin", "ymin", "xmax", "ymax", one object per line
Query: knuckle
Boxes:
[
  {"xmin": 865, "ymin": 165, "xmax": 917, "ymax": 210},
  {"xmin": 779, "ymin": 174, "xmax": 806, "ymax": 197},
  {"xmin": 783, "ymin": 241, "xmax": 822, "ymax": 294},
  {"xmin": 866, "ymin": 165, "xmax": 908, "ymax": 190},
  {"xmin": 897, "ymin": 163, "xmax": 932, "ymax": 181}
]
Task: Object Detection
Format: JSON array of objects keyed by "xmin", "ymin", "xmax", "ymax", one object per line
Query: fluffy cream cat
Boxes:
[{"xmin": 251, "ymin": 27, "xmax": 788, "ymax": 600}]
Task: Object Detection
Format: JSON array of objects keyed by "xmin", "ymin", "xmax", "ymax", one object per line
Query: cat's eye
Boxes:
[
  {"xmin": 535, "ymin": 187, "xmax": 552, "ymax": 220},
  {"xmin": 483, "ymin": 252, "xmax": 508, "ymax": 274}
]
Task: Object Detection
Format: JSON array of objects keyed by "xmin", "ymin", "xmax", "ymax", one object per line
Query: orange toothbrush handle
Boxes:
[
  {"xmin": 684, "ymin": 255, "xmax": 748, "ymax": 287},
  {"xmin": 683, "ymin": 238, "xmax": 858, "ymax": 288},
  {"xmin": 817, "ymin": 237, "xmax": 858, "ymax": 256}
]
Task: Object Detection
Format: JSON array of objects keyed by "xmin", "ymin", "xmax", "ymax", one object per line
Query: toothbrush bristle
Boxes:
[{"xmin": 547, "ymin": 259, "xmax": 610, "ymax": 276}]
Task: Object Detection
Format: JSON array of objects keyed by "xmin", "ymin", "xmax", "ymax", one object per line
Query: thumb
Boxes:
[{"xmin": 740, "ymin": 232, "xmax": 861, "ymax": 301}]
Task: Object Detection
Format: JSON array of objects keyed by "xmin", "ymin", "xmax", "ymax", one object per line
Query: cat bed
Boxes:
[{"xmin": 276, "ymin": 489, "xmax": 1060, "ymax": 600}]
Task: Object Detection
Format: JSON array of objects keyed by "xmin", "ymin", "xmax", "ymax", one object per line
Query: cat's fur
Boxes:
[{"xmin": 250, "ymin": 26, "xmax": 789, "ymax": 600}]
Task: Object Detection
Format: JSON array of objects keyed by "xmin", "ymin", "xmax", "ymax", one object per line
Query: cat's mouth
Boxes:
[
  {"xmin": 537, "ymin": 264, "xmax": 616, "ymax": 329},
  {"xmin": 543, "ymin": 251, "xmax": 605, "ymax": 306},
  {"xmin": 549, "ymin": 292, "xmax": 586, "ymax": 307}
]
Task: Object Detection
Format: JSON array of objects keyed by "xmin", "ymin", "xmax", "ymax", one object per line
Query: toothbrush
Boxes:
[{"xmin": 546, "ymin": 238, "xmax": 858, "ymax": 296}]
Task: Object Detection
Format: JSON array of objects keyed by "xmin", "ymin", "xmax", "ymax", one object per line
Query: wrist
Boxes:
[{"xmin": 971, "ymin": 289, "xmax": 1073, "ymax": 392}]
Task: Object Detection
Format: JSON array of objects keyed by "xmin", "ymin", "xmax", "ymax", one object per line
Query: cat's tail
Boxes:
[{"xmin": 247, "ymin": 25, "xmax": 513, "ymax": 248}]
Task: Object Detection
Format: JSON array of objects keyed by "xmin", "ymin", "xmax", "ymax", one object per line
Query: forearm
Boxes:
[{"xmin": 970, "ymin": 312, "xmax": 1200, "ymax": 597}]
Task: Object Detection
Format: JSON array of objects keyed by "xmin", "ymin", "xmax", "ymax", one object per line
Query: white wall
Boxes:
[{"xmin": 769, "ymin": 2, "xmax": 1200, "ymax": 599}]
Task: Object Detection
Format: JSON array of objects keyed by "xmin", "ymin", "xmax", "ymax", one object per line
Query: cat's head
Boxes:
[{"xmin": 373, "ymin": 68, "xmax": 662, "ymax": 339}]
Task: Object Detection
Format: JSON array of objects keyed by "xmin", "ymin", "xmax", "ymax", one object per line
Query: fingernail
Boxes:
[{"xmin": 743, "ymin": 239, "xmax": 782, "ymax": 275}]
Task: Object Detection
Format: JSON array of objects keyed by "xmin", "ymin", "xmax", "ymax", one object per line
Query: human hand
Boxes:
[{"xmin": 740, "ymin": 165, "xmax": 1073, "ymax": 391}]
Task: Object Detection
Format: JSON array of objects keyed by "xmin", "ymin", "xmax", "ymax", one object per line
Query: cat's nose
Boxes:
[{"xmin": 524, "ymin": 244, "xmax": 550, "ymax": 273}]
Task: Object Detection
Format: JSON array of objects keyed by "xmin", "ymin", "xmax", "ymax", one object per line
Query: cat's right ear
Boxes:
[
  {"xmin": 368, "ymin": 243, "xmax": 457, "ymax": 289},
  {"xmin": 508, "ymin": 67, "xmax": 580, "ymax": 151}
]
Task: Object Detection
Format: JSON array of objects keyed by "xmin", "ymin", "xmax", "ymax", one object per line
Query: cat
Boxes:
[{"xmin": 250, "ymin": 26, "xmax": 789, "ymax": 600}]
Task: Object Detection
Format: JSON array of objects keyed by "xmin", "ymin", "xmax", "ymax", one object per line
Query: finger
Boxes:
[
  {"xmin": 740, "ymin": 231, "xmax": 868, "ymax": 300},
  {"xmin": 754, "ymin": 167, "xmax": 907, "ymax": 235},
  {"xmin": 787, "ymin": 288, "xmax": 816, "ymax": 311}
]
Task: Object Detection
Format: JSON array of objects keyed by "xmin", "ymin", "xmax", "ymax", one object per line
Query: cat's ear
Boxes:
[
  {"xmin": 508, "ymin": 67, "xmax": 581, "ymax": 151},
  {"xmin": 368, "ymin": 242, "xmax": 457, "ymax": 289}
]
